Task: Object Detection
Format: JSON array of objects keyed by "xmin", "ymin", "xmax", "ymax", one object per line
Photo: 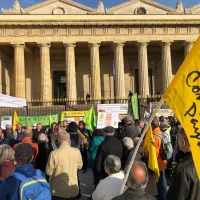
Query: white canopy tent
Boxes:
[
  {"xmin": 0, "ymin": 93, "xmax": 28, "ymax": 126},
  {"xmin": 0, "ymin": 93, "xmax": 27, "ymax": 108}
]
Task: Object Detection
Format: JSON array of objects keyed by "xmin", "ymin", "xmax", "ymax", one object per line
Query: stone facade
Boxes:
[{"xmin": 0, "ymin": 0, "xmax": 200, "ymax": 101}]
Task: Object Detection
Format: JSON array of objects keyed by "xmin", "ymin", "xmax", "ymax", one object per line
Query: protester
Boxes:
[
  {"xmin": 160, "ymin": 122, "xmax": 171, "ymax": 142},
  {"xmin": 5, "ymin": 124, "xmax": 12, "ymax": 132},
  {"xmin": 68, "ymin": 121, "xmax": 81, "ymax": 148},
  {"xmin": 165, "ymin": 126, "xmax": 200, "ymax": 200},
  {"xmin": 0, "ymin": 128, "xmax": 4, "ymax": 140},
  {"xmin": 58, "ymin": 121, "xmax": 64, "ymax": 127},
  {"xmin": 78, "ymin": 121, "xmax": 89, "ymax": 173},
  {"xmin": 0, "ymin": 144, "xmax": 15, "ymax": 181},
  {"xmin": 13, "ymin": 130, "xmax": 39, "ymax": 162},
  {"xmin": 32, "ymin": 123, "xmax": 45, "ymax": 142},
  {"xmin": 0, "ymin": 143, "xmax": 51, "ymax": 200},
  {"xmin": 0, "ymin": 130, "xmax": 18, "ymax": 147},
  {"xmin": 113, "ymin": 161, "xmax": 156, "ymax": 200},
  {"xmin": 35, "ymin": 133, "xmax": 49, "ymax": 172},
  {"xmin": 46, "ymin": 127, "xmax": 83, "ymax": 200},
  {"xmin": 152, "ymin": 119, "xmax": 167, "ymax": 200},
  {"xmin": 13, "ymin": 123, "xmax": 25, "ymax": 142},
  {"xmin": 48, "ymin": 122, "xmax": 57, "ymax": 137},
  {"xmin": 135, "ymin": 120, "xmax": 145, "ymax": 137},
  {"xmin": 92, "ymin": 155, "xmax": 127, "ymax": 200},
  {"xmin": 63, "ymin": 120, "xmax": 69, "ymax": 131},
  {"xmin": 95, "ymin": 126, "xmax": 124, "ymax": 184},
  {"xmin": 118, "ymin": 116, "xmax": 136, "ymax": 141},
  {"xmin": 49, "ymin": 126, "xmax": 59, "ymax": 152}
]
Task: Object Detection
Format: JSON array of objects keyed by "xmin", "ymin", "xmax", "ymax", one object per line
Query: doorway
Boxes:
[{"xmin": 53, "ymin": 71, "xmax": 66, "ymax": 99}]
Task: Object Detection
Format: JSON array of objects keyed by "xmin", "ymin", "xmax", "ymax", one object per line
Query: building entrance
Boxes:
[{"xmin": 53, "ymin": 71, "xmax": 66, "ymax": 99}]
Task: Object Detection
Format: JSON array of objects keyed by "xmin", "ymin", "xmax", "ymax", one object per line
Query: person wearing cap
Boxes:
[
  {"xmin": 95, "ymin": 126, "xmax": 124, "ymax": 185},
  {"xmin": 0, "ymin": 143, "xmax": 51, "ymax": 200},
  {"xmin": 13, "ymin": 130, "xmax": 39, "ymax": 162},
  {"xmin": 113, "ymin": 161, "xmax": 156, "ymax": 200},
  {"xmin": 46, "ymin": 127, "xmax": 83, "ymax": 200}
]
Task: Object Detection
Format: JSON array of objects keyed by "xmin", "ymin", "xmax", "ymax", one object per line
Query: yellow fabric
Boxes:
[
  {"xmin": 143, "ymin": 126, "xmax": 160, "ymax": 182},
  {"xmin": 163, "ymin": 36, "xmax": 200, "ymax": 180},
  {"xmin": 13, "ymin": 111, "xmax": 19, "ymax": 129}
]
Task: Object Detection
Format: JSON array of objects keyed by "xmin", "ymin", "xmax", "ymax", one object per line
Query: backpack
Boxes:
[
  {"xmin": 11, "ymin": 169, "xmax": 51, "ymax": 200},
  {"xmin": 155, "ymin": 133, "xmax": 173, "ymax": 160}
]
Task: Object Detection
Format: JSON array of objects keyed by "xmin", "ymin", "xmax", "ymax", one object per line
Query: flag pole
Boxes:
[{"xmin": 120, "ymin": 98, "xmax": 165, "ymax": 194}]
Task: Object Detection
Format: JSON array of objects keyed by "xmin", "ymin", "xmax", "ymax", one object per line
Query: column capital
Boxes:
[
  {"xmin": 63, "ymin": 43, "xmax": 76, "ymax": 48},
  {"xmin": 113, "ymin": 42, "xmax": 124, "ymax": 47},
  {"xmin": 137, "ymin": 42, "xmax": 149, "ymax": 47},
  {"xmin": 184, "ymin": 41, "xmax": 195, "ymax": 46},
  {"xmin": 160, "ymin": 41, "xmax": 173, "ymax": 46},
  {"xmin": 38, "ymin": 43, "xmax": 51, "ymax": 48},
  {"xmin": 12, "ymin": 43, "xmax": 25, "ymax": 48},
  {"xmin": 89, "ymin": 43, "xmax": 100, "ymax": 48}
]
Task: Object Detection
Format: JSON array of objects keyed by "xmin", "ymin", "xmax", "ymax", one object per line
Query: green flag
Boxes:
[
  {"xmin": 84, "ymin": 106, "xmax": 97, "ymax": 134},
  {"xmin": 49, "ymin": 114, "xmax": 53, "ymax": 127},
  {"xmin": 131, "ymin": 93, "xmax": 139, "ymax": 120}
]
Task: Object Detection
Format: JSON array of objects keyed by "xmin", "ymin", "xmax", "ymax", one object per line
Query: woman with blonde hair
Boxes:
[{"xmin": 0, "ymin": 144, "xmax": 15, "ymax": 181}]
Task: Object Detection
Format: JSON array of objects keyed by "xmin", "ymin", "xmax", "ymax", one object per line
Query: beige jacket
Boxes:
[{"xmin": 46, "ymin": 143, "xmax": 83, "ymax": 198}]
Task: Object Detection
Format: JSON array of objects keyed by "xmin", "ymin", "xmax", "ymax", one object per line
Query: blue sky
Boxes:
[{"xmin": 0, "ymin": 0, "xmax": 199, "ymax": 10}]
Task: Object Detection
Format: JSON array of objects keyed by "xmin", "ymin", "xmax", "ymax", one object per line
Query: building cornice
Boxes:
[
  {"xmin": 0, "ymin": 15, "xmax": 199, "ymax": 26},
  {"xmin": 186, "ymin": 4, "xmax": 200, "ymax": 13},
  {"xmin": 107, "ymin": 0, "xmax": 175, "ymax": 13}
]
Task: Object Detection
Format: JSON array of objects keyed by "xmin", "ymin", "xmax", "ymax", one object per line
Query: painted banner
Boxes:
[
  {"xmin": 97, "ymin": 112, "xmax": 119, "ymax": 129},
  {"xmin": 131, "ymin": 93, "xmax": 139, "ymax": 120},
  {"xmin": 18, "ymin": 114, "xmax": 58, "ymax": 126},
  {"xmin": 1, "ymin": 116, "xmax": 12, "ymax": 129},
  {"xmin": 97, "ymin": 104, "xmax": 128, "ymax": 115}
]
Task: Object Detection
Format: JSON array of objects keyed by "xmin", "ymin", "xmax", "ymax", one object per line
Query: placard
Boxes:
[
  {"xmin": 156, "ymin": 109, "xmax": 174, "ymax": 117},
  {"xmin": 97, "ymin": 112, "xmax": 119, "ymax": 129},
  {"xmin": 1, "ymin": 116, "xmax": 12, "ymax": 129},
  {"xmin": 97, "ymin": 104, "xmax": 128, "ymax": 115}
]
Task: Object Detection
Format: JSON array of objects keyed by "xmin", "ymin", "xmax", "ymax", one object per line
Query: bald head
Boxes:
[{"xmin": 127, "ymin": 161, "xmax": 148, "ymax": 191}]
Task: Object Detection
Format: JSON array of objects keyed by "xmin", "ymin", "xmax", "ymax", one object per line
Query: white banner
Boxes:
[
  {"xmin": 97, "ymin": 104, "xmax": 128, "ymax": 115},
  {"xmin": 1, "ymin": 116, "xmax": 12, "ymax": 129},
  {"xmin": 156, "ymin": 109, "xmax": 174, "ymax": 117},
  {"xmin": 97, "ymin": 112, "xmax": 119, "ymax": 129}
]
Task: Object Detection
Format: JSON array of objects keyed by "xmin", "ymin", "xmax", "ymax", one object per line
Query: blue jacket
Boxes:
[
  {"xmin": 0, "ymin": 164, "xmax": 48, "ymax": 200},
  {"xmin": 88, "ymin": 136, "xmax": 105, "ymax": 168}
]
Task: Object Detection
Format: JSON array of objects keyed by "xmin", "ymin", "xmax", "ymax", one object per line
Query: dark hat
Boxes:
[
  {"xmin": 103, "ymin": 126, "xmax": 115, "ymax": 134},
  {"xmin": 15, "ymin": 143, "xmax": 33, "ymax": 159},
  {"xmin": 68, "ymin": 121, "xmax": 78, "ymax": 132}
]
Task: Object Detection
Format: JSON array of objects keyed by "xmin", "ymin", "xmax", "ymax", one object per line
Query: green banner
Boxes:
[
  {"xmin": 18, "ymin": 114, "xmax": 58, "ymax": 127},
  {"xmin": 131, "ymin": 93, "xmax": 139, "ymax": 120}
]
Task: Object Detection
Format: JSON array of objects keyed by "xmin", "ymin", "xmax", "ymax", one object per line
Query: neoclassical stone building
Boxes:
[{"xmin": 0, "ymin": 0, "xmax": 200, "ymax": 101}]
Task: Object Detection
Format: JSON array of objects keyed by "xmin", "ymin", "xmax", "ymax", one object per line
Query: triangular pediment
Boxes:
[
  {"xmin": 107, "ymin": 0, "xmax": 175, "ymax": 14},
  {"xmin": 2, "ymin": 0, "xmax": 95, "ymax": 15},
  {"xmin": 186, "ymin": 4, "xmax": 200, "ymax": 14}
]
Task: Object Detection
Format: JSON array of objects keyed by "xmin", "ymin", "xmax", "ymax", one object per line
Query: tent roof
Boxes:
[{"xmin": 0, "ymin": 93, "xmax": 27, "ymax": 108}]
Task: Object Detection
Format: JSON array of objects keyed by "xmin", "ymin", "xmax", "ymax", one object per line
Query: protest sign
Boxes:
[
  {"xmin": 97, "ymin": 112, "xmax": 119, "ymax": 129},
  {"xmin": 18, "ymin": 114, "xmax": 58, "ymax": 126},
  {"xmin": 131, "ymin": 93, "xmax": 139, "ymax": 120},
  {"xmin": 61, "ymin": 111, "xmax": 87, "ymax": 123},
  {"xmin": 156, "ymin": 109, "xmax": 174, "ymax": 117},
  {"xmin": 97, "ymin": 104, "xmax": 128, "ymax": 115},
  {"xmin": 1, "ymin": 116, "xmax": 12, "ymax": 129}
]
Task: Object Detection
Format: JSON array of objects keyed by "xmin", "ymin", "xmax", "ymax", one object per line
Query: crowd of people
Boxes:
[{"xmin": 0, "ymin": 115, "xmax": 199, "ymax": 200}]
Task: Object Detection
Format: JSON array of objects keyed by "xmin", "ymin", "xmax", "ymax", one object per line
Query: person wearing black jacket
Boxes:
[
  {"xmin": 165, "ymin": 126, "xmax": 200, "ymax": 200},
  {"xmin": 95, "ymin": 126, "xmax": 124, "ymax": 184},
  {"xmin": 118, "ymin": 116, "xmax": 137, "ymax": 141}
]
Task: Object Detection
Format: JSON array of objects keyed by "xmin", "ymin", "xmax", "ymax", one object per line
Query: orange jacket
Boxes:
[
  {"xmin": 153, "ymin": 127, "xmax": 167, "ymax": 171},
  {"xmin": 13, "ymin": 138, "xmax": 39, "ymax": 161}
]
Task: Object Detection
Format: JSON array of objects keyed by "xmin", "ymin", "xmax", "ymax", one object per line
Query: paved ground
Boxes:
[{"xmin": 79, "ymin": 169, "xmax": 94, "ymax": 200}]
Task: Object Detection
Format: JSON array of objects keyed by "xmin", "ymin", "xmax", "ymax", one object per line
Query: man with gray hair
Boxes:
[
  {"xmin": 113, "ymin": 161, "xmax": 156, "ymax": 200},
  {"xmin": 95, "ymin": 126, "xmax": 124, "ymax": 184},
  {"xmin": 160, "ymin": 121, "xmax": 171, "ymax": 142},
  {"xmin": 46, "ymin": 127, "xmax": 83, "ymax": 200},
  {"xmin": 92, "ymin": 155, "xmax": 127, "ymax": 200}
]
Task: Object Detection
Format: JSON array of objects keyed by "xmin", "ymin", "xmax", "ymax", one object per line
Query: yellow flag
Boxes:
[
  {"xmin": 13, "ymin": 111, "xmax": 19, "ymax": 129},
  {"xmin": 143, "ymin": 126, "xmax": 160, "ymax": 182},
  {"xmin": 163, "ymin": 36, "xmax": 200, "ymax": 179}
]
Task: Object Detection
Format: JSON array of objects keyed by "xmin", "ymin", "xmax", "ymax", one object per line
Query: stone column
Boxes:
[
  {"xmin": 64, "ymin": 43, "xmax": 77, "ymax": 102},
  {"xmin": 161, "ymin": 42, "xmax": 173, "ymax": 92},
  {"xmin": 114, "ymin": 43, "xmax": 125, "ymax": 99},
  {"xmin": 13, "ymin": 44, "xmax": 25, "ymax": 98},
  {"xmin": 138, "ymin": 42, "xmax": 149, "ymax": 96},
  {"xmin": 184, "ymin": 41, "xmax": 194, "ymax": 57},
  {"xmin": 39, "ymin": 43, "xmax": 51, "ymax": 102},
  {"xmin": 89, "ymin": 43, "xmax": 101, "ymax": 101},
  {"xmin": 0, "ymin": 56, "xmax": 2, "ymax": 93}
]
